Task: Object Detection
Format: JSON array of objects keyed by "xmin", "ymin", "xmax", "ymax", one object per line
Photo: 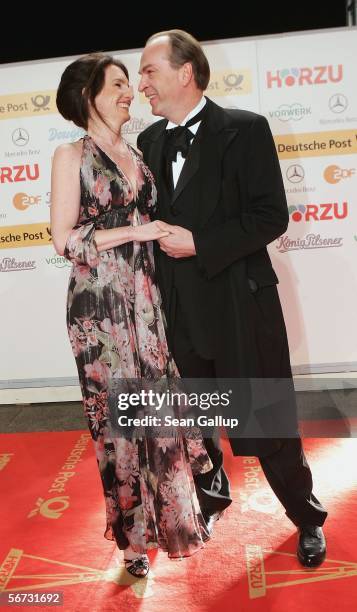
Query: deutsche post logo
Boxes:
[{"xmin": 0, "ymin": 92, "xmax": 56, "ymax": 119}]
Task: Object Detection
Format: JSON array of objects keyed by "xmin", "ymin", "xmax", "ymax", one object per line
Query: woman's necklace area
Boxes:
[
  {"xmin": 90, "ymin": 134, "xmax": 131, "ymax": 160},
  {"xmin": 88, "ymin": 134, "xmax": 138, "ymax": 198}
]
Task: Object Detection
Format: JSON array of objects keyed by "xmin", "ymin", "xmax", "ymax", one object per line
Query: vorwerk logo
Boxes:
[
  {"xmin": 288, "ymin": 202, "xmax": 348, "ymax": 222},
  {"xmin": 286, "ymin": 164, "xmax": 305, "ymax": 183},
  {"xmin": 267, "ymin": 65, "xmax": 343, "ymax": 88},
  {"xmin": 12, "ymin": 128, "xmax": 29, "ymax": 147},
  {"xmin": 329, "ymin": 94, "xmax": 348, "ymax": 114},
  {"xmin": 268, "ymin": 104, "xmax": 312, "ymax": 122},
  {"xmin": 45, "ymin": 253, "xmax": 71, "ymax": 269}
]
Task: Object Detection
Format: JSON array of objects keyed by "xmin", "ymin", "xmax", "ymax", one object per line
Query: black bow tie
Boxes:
[{"xmin": 164, "ymin": 106, "xmax": 206, "ymax": 163}]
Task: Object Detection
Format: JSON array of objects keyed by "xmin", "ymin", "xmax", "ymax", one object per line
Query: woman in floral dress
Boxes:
[{"xmin": 50, "ymin": 53, "xmax": 211, "ymax": 578}]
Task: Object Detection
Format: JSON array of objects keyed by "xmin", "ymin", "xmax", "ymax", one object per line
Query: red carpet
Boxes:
[{"xmin": 0, "ymin": 430, "xmax": 356, "ymax": 611}]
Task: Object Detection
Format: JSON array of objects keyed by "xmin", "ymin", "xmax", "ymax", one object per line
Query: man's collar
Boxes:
[{"xmin": 166, "ymin": 96, "xmax": 206, "ymax": 129}]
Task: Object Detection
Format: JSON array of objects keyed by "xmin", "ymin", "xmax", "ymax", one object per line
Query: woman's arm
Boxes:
[
  {"xmin": 50, "ymin": 142, "xmax": 169, "ymax": 259},
  {"xmin": 50, "ymin": 143, "xmax": 82, "ymax": 256}
]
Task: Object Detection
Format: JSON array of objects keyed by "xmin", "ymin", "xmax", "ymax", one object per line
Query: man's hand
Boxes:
[{"xmin": 156, "ymin": 221, "xmax": 196, "ymax": 258}]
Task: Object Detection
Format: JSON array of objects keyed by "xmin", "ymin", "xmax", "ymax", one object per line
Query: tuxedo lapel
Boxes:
[
  {"xmin": 141, "ymin": 100, "xmax": 240, "ymax": 224},
  {"xmin": 193, "ymin": 99, "xmax": 240, "ymax": 226},
  {"xmin": 196, "ymin": 123, "xmax": 223, "ymax": 224},
  {"xmin": 144, "ymin": 125, "xmax": 167, "ymax": 198},
  {"xmin": 139, "ymin": 119, "xmax": 171, "ymax": 213}
]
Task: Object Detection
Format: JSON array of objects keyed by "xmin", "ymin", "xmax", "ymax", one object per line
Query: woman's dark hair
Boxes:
[
  {"xmin": 146, "ymin": 30, "xmax": 210, "ymax": 91},
  {"xmin": 56, "ymin": 52, "xmax": 129, "ymax": 129}
]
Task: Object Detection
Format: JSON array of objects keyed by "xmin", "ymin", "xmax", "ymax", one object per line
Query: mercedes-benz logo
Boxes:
[
  {"xmin": 12, "ymin": 127, "xmax": 29, "ymax": 147},
  {"xmin": 328, "ymin": 93, "xmax": 348, "ymax": 114},
  {"xmin": 286, "ymin": 164, "xmax": 305, "ymax": 183}
]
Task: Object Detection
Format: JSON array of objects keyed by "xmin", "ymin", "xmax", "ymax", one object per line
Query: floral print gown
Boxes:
[{"xmin": 63, "ymin": 135, "xmax": 211, "ymax": 558}]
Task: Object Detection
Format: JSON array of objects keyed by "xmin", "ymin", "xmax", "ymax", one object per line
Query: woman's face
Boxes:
[{"xmin": 91, "ymin": 64, "xmax": 134, "ymax": 129}]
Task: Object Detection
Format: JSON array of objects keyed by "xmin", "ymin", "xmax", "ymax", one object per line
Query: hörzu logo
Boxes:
[
  {"xmin": 288, "ymin": 202, "xmax": 348, "ymax": 222},
  {"xmin": 267, "ymin": 65, "xmax": 343, "ymax": 88},
  {"xmin": 0, "ymin": 164, "xmax": 39, "ymax": 184}
]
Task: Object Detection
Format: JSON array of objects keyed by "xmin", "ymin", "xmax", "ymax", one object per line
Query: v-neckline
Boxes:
[{"xmin": 86, "ymin": 135, "xmax": 139, "ymax": 200}]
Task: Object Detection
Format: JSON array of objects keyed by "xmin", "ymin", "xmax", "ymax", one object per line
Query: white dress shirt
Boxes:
[{"xmin": 166, "ymin": 96, "xmax": 206, "ymax": 188}]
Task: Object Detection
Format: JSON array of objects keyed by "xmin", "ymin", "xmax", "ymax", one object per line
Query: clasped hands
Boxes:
[{"xmin": 155, "ymin": 220, "xmax": 196, "ymax": 258}]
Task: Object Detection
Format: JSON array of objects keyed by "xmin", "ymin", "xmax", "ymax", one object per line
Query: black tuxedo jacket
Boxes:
[{"xmin": 137, "ymin": 98, "xmax": 297, "ymax": 456}]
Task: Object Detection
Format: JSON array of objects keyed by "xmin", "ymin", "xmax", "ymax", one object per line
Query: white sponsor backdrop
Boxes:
[{"xmin": 0, "ymin": 27, "xmax": 357, "ymax": 390}]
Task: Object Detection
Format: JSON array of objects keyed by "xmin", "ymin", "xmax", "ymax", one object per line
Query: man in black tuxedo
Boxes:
[{"xmin": 137, "ymin": 29, "xmax": 327, "ymax": 566}]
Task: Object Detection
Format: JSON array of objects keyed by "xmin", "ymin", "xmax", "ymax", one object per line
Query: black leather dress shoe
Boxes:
[
  {"xmin": 203, "ymin": 510, "xmax": 224, "ymax": 535},
  {"xmin": 297, "ymin": 525, "xmax": 326, "ymax": 567}
]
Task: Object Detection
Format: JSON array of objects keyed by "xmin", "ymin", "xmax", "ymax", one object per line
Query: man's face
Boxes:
[{"xmin": 138, "ymin": 38, "xmax": 183, "ymax": 119}]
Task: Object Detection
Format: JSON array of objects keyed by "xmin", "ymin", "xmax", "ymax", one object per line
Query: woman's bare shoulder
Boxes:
[{"xmin": 53, "ymin": 139, "xmax": 84, "ymax": 162}]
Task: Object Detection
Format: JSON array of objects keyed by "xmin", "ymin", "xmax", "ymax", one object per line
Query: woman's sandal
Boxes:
[{"xmin": 124, "ymin": 555, "xmax": 149, "ymax": 578}]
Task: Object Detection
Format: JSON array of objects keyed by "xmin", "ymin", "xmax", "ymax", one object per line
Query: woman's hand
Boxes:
[
  {"xmin": 155, "ymin": 221, "xmax": 196, "ymax": 258},
  {"xmin": 131, "ymin": 221, "xmax": 171, "ymax": 242}
]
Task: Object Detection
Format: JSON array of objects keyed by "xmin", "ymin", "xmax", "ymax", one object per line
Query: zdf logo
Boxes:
[
  {"xmin": 324, "ymin": 165, "xmax": 355, "ymax": 184},
  {"xmin": 13, "ymin": 193, "xmax": 42, "ymax": 211}
]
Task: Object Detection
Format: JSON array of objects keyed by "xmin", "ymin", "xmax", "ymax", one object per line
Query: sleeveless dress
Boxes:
[{"xmin": 63, "ymin": 135, "xmax": 211, "ymax": 558}]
